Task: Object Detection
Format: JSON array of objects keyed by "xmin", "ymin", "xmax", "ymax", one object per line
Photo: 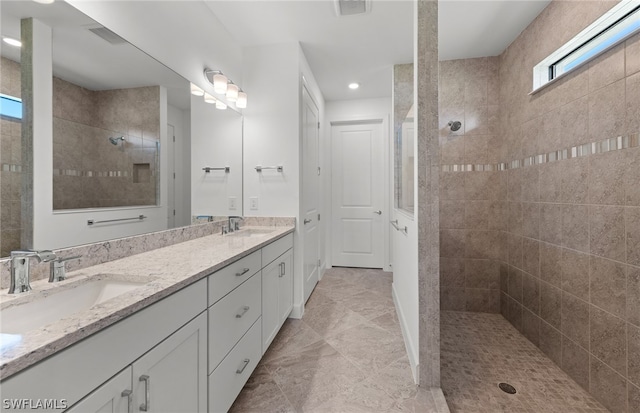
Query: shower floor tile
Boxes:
[
  {"xmin": 230, "ymin": 268, "xmax": 445, "ymax": 413},
  {"xmin": 441, "ymin": 311, "xmax": 610, "ymax": 413}
]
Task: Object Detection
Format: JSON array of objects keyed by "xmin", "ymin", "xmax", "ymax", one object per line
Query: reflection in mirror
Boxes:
[
  {"xmin": 393, "ymin": 64, "xmax": 415, "ymax": 215},
  {"xmin": 0, "ymin": 1, "xmax": 241, "ymax": 258}
]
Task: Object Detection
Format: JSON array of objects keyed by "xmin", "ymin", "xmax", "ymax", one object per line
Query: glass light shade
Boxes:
[
  {"xmin": 213, "ymin": 74, "xmax": 228, "ymax": 94},
  {"xmin": 2, "ymin": 37, "xmax": 21, "ymax": 47},
  {"xmin": 204, "ymin": 93, "xmax": 216, "ymax": 104},
  {"xmin": 190, "ymin": 83, "xmax": 204, "ymax": 96},
  {"xmin": 216, "ymin": 100, "xmax": 227, "ymax": 110},
  {"xmin": 226, "ymin": 84, "xmax": 239, "ymax": 102},
  {"xmin": 236, "ymin": 92, "xmax": 247, "ymax": 109}
]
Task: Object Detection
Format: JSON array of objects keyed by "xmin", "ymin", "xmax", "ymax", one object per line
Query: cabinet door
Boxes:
[
  {"xmin": 66, "ymin": 367, "xmax": 132, "ymax": 413},
  {"xmin": 132, "ymin": 312, "xmax": 207, "ymax": 413},
  {"xmin": 261, "ymin": 259, "xmax": 281, "ymax": 354},
  {"xmin": 278, "ymin": 249, "xmax": 294, "ymax": 323}
]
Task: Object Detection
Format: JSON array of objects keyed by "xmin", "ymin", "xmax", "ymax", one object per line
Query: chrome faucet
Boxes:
[
  {"xmin": 9, "ymin": 250, "xmax": 57, "ymax": 294},
  {"xmin": 228, "ymin": 216, "xmax": 244, "ymax": 232},
  {"xmin": 49, "ymin": 255, "xmax": 82, "ymax": 283}
]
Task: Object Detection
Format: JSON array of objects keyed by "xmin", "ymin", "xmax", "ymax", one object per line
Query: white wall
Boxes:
[
  {"xmin": 191, "ymin": 97, "xmax": 243, "ymax": 217},
  {"xmin": 324, "ymin": 98, "xmax": 392, "ymax": 272},
  {"xmin": 242, "ymin": 43, "xmax": 325, "ymax": 317}
]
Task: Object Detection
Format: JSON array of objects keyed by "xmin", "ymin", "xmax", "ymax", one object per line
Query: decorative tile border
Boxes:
[
  {"xmin": 442, "ymin": 132, "xmax": 639, "ymax": 172},
  {"xmin": 1, "ymin": 164, "xmax": 22, "ymax": 172}
]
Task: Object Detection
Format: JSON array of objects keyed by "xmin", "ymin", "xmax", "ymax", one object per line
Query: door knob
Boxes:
[
  {"xmin": 303, "ymin": 219, "xmax": 312, "ymax": 224},
  {"xmin": 373, "ymin": 210, "xmax": 382, "ymax": 215}
]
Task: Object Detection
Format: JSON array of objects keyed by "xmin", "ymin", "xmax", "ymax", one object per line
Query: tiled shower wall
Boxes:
[
  {"xmin": 495, "ymin": 1, "xmax": 639, "ymax": 412},
  {"xmin": 438, "ymin": 1, "xmax": 640, "ymax": 411},
  {"xmin": 439, "ymin": 57, "xmax": 504, "ymax": 313},
  {"xmin": 53, "ymin": 79, "xmax": 160, "ymax": 209},
  {"xmin": 0, "ymin": 56, "xmax": 22, "ymax": 256}
]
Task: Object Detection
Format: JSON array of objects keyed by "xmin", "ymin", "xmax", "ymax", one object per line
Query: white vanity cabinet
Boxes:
[
  {"xmin": 207, "ymin": 233, "xmax": 293, "ymax": 412},
  {"xmin": 66, "ymin": 367, "xmax": 132, "ymax": 413},
  {"xmin": 66, "ymin": 312, "xmax": 207, "ymax": 413},
  {"xmin": 1, "ymin": 230, "xmax": 295, "ymax": 413},
  {"xmin": 1, "ymin": 279, "xmax": 207, "ymax": 413},
  {"xmin": 261, "ymin": 247, "xmax": 293, "ymax": 353}
]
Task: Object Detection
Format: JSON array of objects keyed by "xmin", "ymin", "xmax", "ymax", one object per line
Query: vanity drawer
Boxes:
[
  {"xmin": 208, "ymin": 272, "xmax": 261, "ymax": 373},
  {"xmin": 262, "ymin": 233, "xmax": 293, "ymax": 267},
  {"xmin": 209, "ymin": 318, "xmax": 262, "ymax": 413},
  {"xmin": 208, "ymin": 249, "xmax": 261, "ymax": 305}
]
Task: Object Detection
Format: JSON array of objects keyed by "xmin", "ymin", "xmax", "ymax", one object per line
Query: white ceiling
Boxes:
[
  {"xmin": 0, "ymin": 0, "xmax": 552, "ymax": 104},
  {"xmin": 205, "ymin": 0, "xmax": 551, "ymax": 101}
]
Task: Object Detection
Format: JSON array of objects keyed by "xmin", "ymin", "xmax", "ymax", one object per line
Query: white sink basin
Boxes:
[
  {"xmin": 0, "ymin": 279, "xmax": 147, "ymax": 335},
  {"xmin": 228, "ymin": 228, "xmax": 274, "ymax": 238}
]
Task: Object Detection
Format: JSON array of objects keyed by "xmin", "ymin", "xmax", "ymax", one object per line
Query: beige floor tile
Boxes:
[
  {"xmin": 262, "ymin": 318, "xmax": 323, "ymax": 363},
  {"xmin": 229, "ymin": 366, "xmax": 295, "ymax": 413},
  {"xmin": 305, "ymin": 379, "xmax": 399, "ymax": 413},
  {"xmin": 303, "ymin": 300, "xmax": 369, "ymax": 338},
  {"xmin": 264, "ymin": 340, "xmax": 367, "ymax": 411},
  {"xmin": 326, "ymin": 321, "xmax": 407, "ymax": 375}
]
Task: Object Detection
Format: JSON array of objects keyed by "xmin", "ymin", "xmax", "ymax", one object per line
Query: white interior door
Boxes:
[
  {"xmin": 331, "ymin": 121, "xmax": 384, "ymax": 268},
  {"xmin": 167, "ymin": 123, "xmax": 176, "ymax": 228},
  {"xmin": 302, "ymin": 86, "xmax": 320, "ymax": 303}
]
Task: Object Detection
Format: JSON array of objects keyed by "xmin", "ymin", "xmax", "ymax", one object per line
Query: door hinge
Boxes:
[
  {"xmin": 173, "ymin": 135, "xmax": 176, "ymax": 142},
  {"xmin": 317, "ymin": 122, "xmax": 320, "ymax": 129},
  {"xmin": 173, "ymin": 209, "xmax": 176, "ymax": 216},
  {"xmin": 317, "ymin": 259, "xmax": 321, "ymax": 267},
  {"xmin": 317, "ymin": 167, "xmax": 321, "ymax": 176},
  {"xmin": 173, "ymin": 172, "xmax": 176, "ymax": 179},
  {"xmin": 317, "ymin": 214, "xmax": 320, "ymax": 221}
]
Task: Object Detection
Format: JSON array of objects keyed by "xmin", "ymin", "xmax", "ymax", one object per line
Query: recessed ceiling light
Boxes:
[
  {"xmin": 348, "ymin": 83, "xmax": 359, "ymax": 90},
  {"xmin": 33, "ymin": 0, "xmax": 55, "ymax": 4},
  {"xmin": 2, "ymin": 37, "xmax": 21, "ymax": 48}
]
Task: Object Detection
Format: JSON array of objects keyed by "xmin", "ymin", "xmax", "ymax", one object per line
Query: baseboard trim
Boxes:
[
  {"xmin": 392, "ymin": 282, "xmax": 419, "ymax": 385},
  {"xmin": 290, "ymin": 301, "xmax": 304, "ymax": 319}
]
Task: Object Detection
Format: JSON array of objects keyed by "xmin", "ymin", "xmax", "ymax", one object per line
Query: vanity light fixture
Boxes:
[
  {"xmin": 190, "ymin": 83, "xmax": 204, "ymax": 96},
  {"xmin": 348, "ymin": 83, "xmax": 359, "ymax": 90},
  {"xmin": 204, "ymin": 93, "xmax": 216, "ymax": 104},
  {"xmin": 236, "ymin": 91, "xmax": 247, "ymax": 109},
  {"xmin": 226, "ymin": 83, "xmax": 239, "ymax": 102},
  {"xmin": 2, "ymin": 37, "xmax": 21, "ymax": 48},
  {"xmin": 203, "ymin": 67, "xmax": 248, "ymax": 109}
]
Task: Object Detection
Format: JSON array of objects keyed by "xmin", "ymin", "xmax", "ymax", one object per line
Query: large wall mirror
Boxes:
[
  {"xmin": 393, "ymin": 63, "xmax": 414, "ymax": 215},
  {"xmin": 0, "ymin": 1, "xmax": 243, "ymax": 257}
]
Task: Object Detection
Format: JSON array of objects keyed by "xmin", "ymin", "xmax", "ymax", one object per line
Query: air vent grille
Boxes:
[
  {"xmin": 335, "ymin": 0, "xmax": 371, "ymax": 16},
  {"xmin": 88, "ymin": 27, "xmax": 128, "ymax": 45}
]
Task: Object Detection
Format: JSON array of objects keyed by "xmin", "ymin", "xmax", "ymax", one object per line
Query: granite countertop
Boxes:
[{"xmin": 0, "ymin": 225, "xmax": 294, "ymax": 380}]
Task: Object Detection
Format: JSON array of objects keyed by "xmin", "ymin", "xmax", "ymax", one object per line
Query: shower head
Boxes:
[
  {"xmin": 109, "ymin": 136, "xmax": 125, "ymax": 145},
  {"xmin": 448, "ymin": 121, "xmax": 462, "ymax": 132}
]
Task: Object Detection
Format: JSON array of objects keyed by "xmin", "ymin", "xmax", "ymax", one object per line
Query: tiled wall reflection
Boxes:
[
  {"xmin": 52, "ymin": 78, "xmax": 160, "ymax": 209},
  {"xmin": 0, "ymin": 57, "xmax": 22, "ymax": 257}
]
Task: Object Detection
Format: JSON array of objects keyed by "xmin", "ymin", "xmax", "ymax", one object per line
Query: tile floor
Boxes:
[
  {"xmin": 441, "ymin": 311, "xmax": 609, "ymax": 413},
  {"xmin": 230, "ymin": 267, "xmax": 445, "ymax": 412}
]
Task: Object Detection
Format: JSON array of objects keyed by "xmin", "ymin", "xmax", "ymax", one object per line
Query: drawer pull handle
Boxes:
[
  {"xmin": 139, "ymin": 375, "xmax": 150, "ymax": 412},
  {"xmin": 121, "ymin": 389, "xmax": 133, "ymax": 413},
  {"xmin": 236, "ymin": 268, "xmax": 250, "ymax": 277},
  {"xmin": 236, "ymin": 305, "xmax": 250, "ymax": 318},
  {"xmin": 236, "ymin": 358, "xmax": 250, "ymax": 374},
  {"xmin": 279, "ymin": 262, "xmax": 285, "ymax": 277}
]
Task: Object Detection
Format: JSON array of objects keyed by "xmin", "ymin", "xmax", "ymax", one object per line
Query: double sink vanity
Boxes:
[{"xmin": 0, "ymin": 223, "xmax": 295, "ymax": 413}]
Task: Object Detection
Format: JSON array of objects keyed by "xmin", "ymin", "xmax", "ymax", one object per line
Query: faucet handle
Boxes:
[{"xmin": 49, "ymin": 255, "xmax": 82, "ymax": 283}]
